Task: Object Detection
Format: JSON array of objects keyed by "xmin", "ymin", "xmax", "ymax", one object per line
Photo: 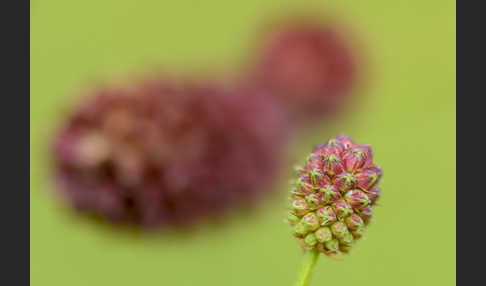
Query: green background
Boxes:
[{"xmin": 30, "ymin": 1, "xmax": 456, "ymax": 285}]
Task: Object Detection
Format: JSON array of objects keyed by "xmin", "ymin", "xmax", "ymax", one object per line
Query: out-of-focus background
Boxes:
[{"xmin": 30, "ymin": 1, "xmax": 456, "ymax": 285}]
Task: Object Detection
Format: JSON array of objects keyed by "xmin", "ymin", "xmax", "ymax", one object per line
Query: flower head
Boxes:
[
  {"xmin": 53, "ymin": 78, "xmax": 290, "ymax": 228},
  {"xmin": 253, "ymin": 19, "xmax": 356, "ymax": 122},
  {"xmin": 287, "ymin": 135, "xmax": 383, "ymax": 256}
]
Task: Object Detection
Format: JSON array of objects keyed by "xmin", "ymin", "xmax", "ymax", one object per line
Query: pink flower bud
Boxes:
[
  {"xmin": 333, "ymin": 199, "xmax": 353, "ymax": 219},
  {"xmin": 319, "ymin": 185, "xmax": 341, "ymax": 203},
  {"xmin": 366, "ymin": 186, "xmax": 381, "ymax": 204},
  {"xmin": 316, "ymin": 206, "xmax": 337, "ymax": 225},
  {"xmin": 322, "ymin": 154, "xmax": 344, "ymax": 175},
  {"xmin": 334, "ymin": 172, "xmax": 357, "ymax": 193},
  {"xmin": 336, "ymin": 134, "xmax": 355, "ymax": 149},
  {"xmin": 342, "ymin": 147, "xmax": 368, "ymax": 172},
  {"xmin": 344, "ymin": 190, "xmax": 371, "ymax": 209},
  {"xmin": 355, "ymin": 165, "xmax": 382, "ymax": 190},
  {"xmin": 345, "ymin": 213, "xmax": 364, "ymax": 230},
  {"xmin": 305, "ymin": 193, "xmax": 322, "ymax": 209}
]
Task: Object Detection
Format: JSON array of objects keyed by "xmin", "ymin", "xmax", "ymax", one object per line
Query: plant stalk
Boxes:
[{"xmin": 294, "ymin": 249, "xmax": 320, "ymax": 286}]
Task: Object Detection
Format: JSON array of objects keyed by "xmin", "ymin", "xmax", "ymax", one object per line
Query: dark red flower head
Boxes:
[
  {"xmin": 254, "ymin": 19, "xmax": 356, "ymax": 121},
  {"xmin": 52, "ymin": 78, "xmax": 290, "ymax": 228}
]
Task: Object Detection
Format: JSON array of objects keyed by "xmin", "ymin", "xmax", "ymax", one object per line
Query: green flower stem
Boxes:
[{"xmin": 294, "ymin": 249, "xmax": 320, "ymax": 286}]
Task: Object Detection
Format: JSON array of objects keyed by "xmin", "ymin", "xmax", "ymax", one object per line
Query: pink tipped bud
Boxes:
[
  {"xmin": 366, "ymin": 186, "xmax": 381, "ymax": 204},
  {"xmin": 331, "ymin": 221, "xmax": 349, "ymax": 239},
  {"xmin": 306, "ymin": 154, "xmax": 324, "ymax": 170},
  {"xmin": 324, "ymin": 239, "xmax": 340, "ymax": 253},
  {"xmin": 304, "ymin": 233, "xmax": 318, "ymax": 247},
  {"xmin": 319, "ymin": 185, "xmax": 341, "ymax": 203},
  {"xmin": 334, "ymin": 172, "xmax": 357, "ymax": 193},
  {"xmin": 292, "ymin": 197, "xmax": 308, "ymax": 215},
  {"xmin": 353, "ymin": 144, "xmax": 373, "ymax": 168},
  {"xmin": 287, "ymin": 212, "xmax": 300, "ymax": 225},
  {"xmin": 345, "ymin": 190, "xmax": 371, "ymax": 209},
  {"xmin": 358, "ymin": 205, "xmax": 373, "ymax": 222},
  {"xmin": 316, "ymin": 206, "xmax": 337, "ymax": 225},
  {"xmin": 315, "ymin": 227, "xmax": 333, "ymax": 243},
  {"xmin": 322, "ymin": 154, "xmax": 344, "ymax": 175},
  {"xmin": 336, "ymin": 134, "xmax": 355, "ymax": 149},
  {"xmin": 305, "ymin": 193, "xmax": 321, "ymax": 209},
  {"xmin": 355, "ymin": 166, "xmax": 382, "ymax": 190},
  {"xmin": 342, "ymin": 148, "xmax": 368, "ymax": 172},
  {"xmin": 327, "ymin": 138, "xmax": 345, "ymax": 155},
  {"xmin": 345, "ymin": 213, "xmax": 364, "ymax": 230},
  {"xmin": 302, "ymin": 212, "xmax": 320, "ymax": 231},
  {"xmin": 308, "ymin": 168, "xmax": 327, "ymax": 187},
  {"xmin": 294, "ymin": 221, "xmax": 308, "ymax": 236},
  {"xmin": 333, "ymin": 199, "xmax": 353, "ymax": 219},
  {"xmin": 295, "ymin": 177, "xmax": 314, "ymax": 195}
]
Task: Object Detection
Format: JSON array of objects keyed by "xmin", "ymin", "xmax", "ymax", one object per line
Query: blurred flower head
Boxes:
[
  {"xmin": 251, "ymin": 18, "xmax": 357, "ymax": 122},
  {"xmin": 52, "ymin": 78, "xmax": 290, "ymax": 228}
]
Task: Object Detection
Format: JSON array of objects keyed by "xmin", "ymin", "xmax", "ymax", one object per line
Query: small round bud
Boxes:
[
  {"xmin": 292, "ymin": 197, "xmax": 308, "ymax": 215},
  {"xmin": 366, "ymin": 186, "xmax": 381, "ymax": 204},
  {"xmin": 305, "ymin": 193, "xmax": 321, "ymax": 209},
  {"xmin": 308, "ymin": 168, "xmax": 327, "ymax": 187},
  {"xmin": 304, "ymin": 233, "xmax": 318, "ymax": 247},
  {"xmin": 295, "ymin": 177, "xmax": 314, "ymax": 195},
  {"xmin": 287, "ymin": 212, "xmax": 300, "ymax": 225},
  {"xmin": 342, "ymin": 148, "xmax": 368, "ymax": 172},
  {"xmin": 306, "ymin": 154, "xmax": 323, "ymax": 170},
  {"xmin": 334, "ymin": 172, "xmax": 357, "ymax": 193},
  {"xmin": 302, "ymin": 212, "xmax": 320, "ymax": 231},
  {"xmin": 336, "ymin": 134, "xmax": 355, "ymax": 149},
  {"xmin": 319, "ymin": 185, "xmax": 341, "ymax": 203},
  {"xmin": 325, "ymin": 239, "xmax": 340, "ymax": 253},
  {"xmin": 339, "ymin": 232, "xmax": 354, "ymax": 246},
  {"xmin": 353, "ymin": 144, "xmax": 373, "ymax": 168},
  {"xmin": 315, "ymin": 227, "xmax": 333, "ymax": 243},
  {"xmin": 294, "ymin": 222, "xmax": 308, "ymax": 236},
  {"xmin": 352, "ymin": 226, "xmax": 365, "ymax": 238},
  {"xmin": 345, "ymin": 213, "xmax": 364, "ymax": 230},
  {"xmin": 333, "ymin": 199, "xmax": 353, "ymax": 219},
  {"xmin": 358, "ymin": 205, "xmax": 373, "ymax": 223},
  {"xmin": 322, "ymin": 154, "xmax": 344, "ymax": 175},
  {"xmin": 331, "ymin": 221, "xmax": 349, "ymax": 239},
  {"xmin": 355, "ymin": 166, "xmax": 382, "ymax": 190},
  {"xmin": 345, "ymin": 190, "xmax": 371, "ymax": 209},
  {"xmin": 316, "ymin": 206, "xmax": 337, "ymax": 225}
]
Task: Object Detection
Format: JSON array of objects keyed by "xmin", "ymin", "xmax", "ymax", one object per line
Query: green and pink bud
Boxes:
[
  {"xmin": 316, "ymin": 206, "xmax": 337, "ymax": 225},
  {"xmin": 334, "ymin": 172, "xmax": 357, "ymax": 193},
  {"xmin": 292, "ymin": 196, "xmax": 309, "ymax": 215},
  {"xmin": 322, "ymin": 154, "xmax": 344, "ymax": 175},
  {"xmin": 355, "ymin": 166, "xmax": 382, "ymax": 190},
  {"xmin": 342, "ymin": 147, "xmax": 368, "ymax": 172},
  {"xmin": 331, "ymin": 221, "xmax": 349, "ymax": 239},
  {"xmin": 315, "ymin": 227, "xmax": 333, "ymax": 243},
  {"xmin": 319, "ymin": 185, "xmax": 341, "ymax": 203},
  {"xmin": 345, "ymin": 213, "xmax": 364, "ymax": 230},
  {"xmin": 305, "ymin": 193, "xmax": 322, "ymax": 209},
  {"xmin": 336, "ymin": 134, "xmax": 355, "ymax": 149},
  {"xmin": 302, "ymin": 212, "xmax": 320, "ymax": 231},
  {"xmin": 333, "ymin": 199, "xmax": 354, "ymax": 219},
  {"xmin": 344, "ymin": 190, "xmax": 371, "ymax": 209},
  {"xmin": 366, "ymin": 186, "xmax": 381, "ymax": 204}
]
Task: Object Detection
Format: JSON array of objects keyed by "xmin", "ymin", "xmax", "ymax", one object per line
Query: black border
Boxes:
[{"xmin": 4, "ymin": 1, "xmax": 30, "ymax": 285}]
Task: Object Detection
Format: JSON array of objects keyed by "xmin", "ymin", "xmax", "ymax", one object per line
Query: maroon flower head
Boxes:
[
  {"xmin": 52, "ymin": 78, "xmax": 290, "ymax": 228},
  {"xmin": 287, "ymin": 135, "xmax": 383, "ymax": 256},
  {"xmin": 254, "ymin": 19, "xmax": 356, "ymax": 122}
]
